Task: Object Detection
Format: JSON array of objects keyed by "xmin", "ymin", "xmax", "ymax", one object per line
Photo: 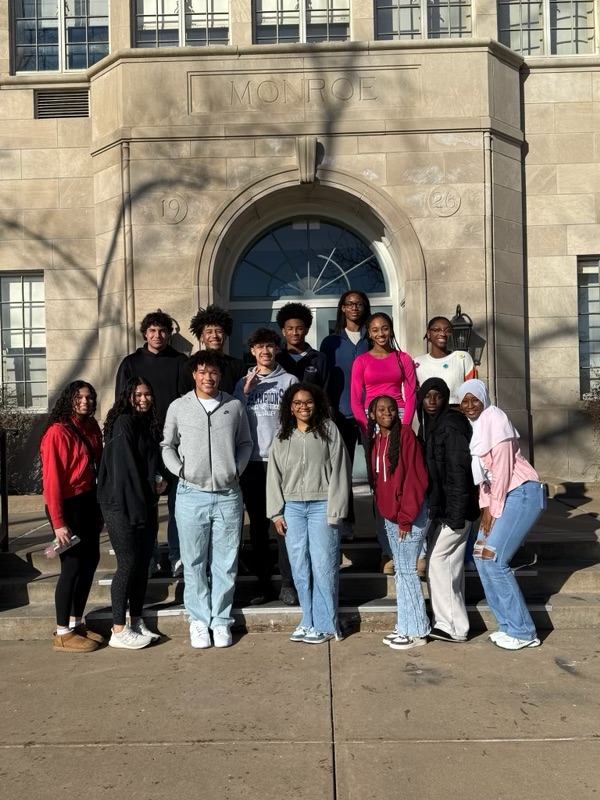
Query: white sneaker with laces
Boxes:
[
  {"xmin": 109, "ymin": 625, "xmax": 152, "ymax": 650},
  {"xmin": 488, "ymin": 631, "xmax": 507, "ymax": 643},
  {"xmin": 388, "ymin": 635, "xmax": 428, "ymax": 651},
  {"xmin": 131, "ymin": 619, "xmax": 160, "ymax": 641},
  {"xmin": 189, "ymin": 621, "xmax": 211, "ymax": 649},
  {"xmin": 213, "ymin": 626, "xmax": 233, "ymax": 648},
  {"xmin": 382, "ymin": 631, "xmax": 399, "ymax": 646},
  {"xmin": 172, "ymin": 560, "xmax": 184, "ymax": 578},
  {"xmin": 493, "ymin": 634, "xmax": 541, "ymax": 650}
]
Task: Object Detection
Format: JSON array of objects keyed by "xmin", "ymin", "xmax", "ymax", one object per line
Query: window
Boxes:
[
  {"xmin": 134, "ymin": 0, "xmax": 229, "ymax": 47},
  {"xmin": 578, "ymin": 258, "xmax": 600, "ymax": 398},
  {"xmin": 254, "ymin": 1, "xmax": 350, "ymax": 45},
  {"xmin": 13, "ymin": 0, "xmax": 109, "ymax": 73},
  {"xmin": 0, "ymin": 275, "xmax": 46, "ymax": 409},
  {"xmin": 375, "ymin": 0, "xmax": 472, "ymax": 40},
  {"xmin": 497, "ymin": 0, "xmax": 595, "ymax": 56},
  {"xmin": 231, "ymin": 220, "xmax": 386, "ymax": 301}
]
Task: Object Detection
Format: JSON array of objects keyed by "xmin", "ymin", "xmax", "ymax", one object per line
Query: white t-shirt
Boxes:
[
  {"xmin": 345, "ymin": 328, "xmax": 362, "ymax": 345},
  {"xmin": 196, "ymin": 392, "xmax": 222, "ymax": 413},
  {"xmin": 413, "ymin": 351, "xmax": 476, "ymax": 404}
]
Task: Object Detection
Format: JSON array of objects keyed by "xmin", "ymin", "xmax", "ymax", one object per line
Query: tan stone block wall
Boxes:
[{"xmin": 524, "ymin": 64, "xmax": 600, "ymax": 479}]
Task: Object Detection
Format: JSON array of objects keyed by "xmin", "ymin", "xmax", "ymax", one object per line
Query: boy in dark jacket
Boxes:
[
  {"xmin": 189, "ymin": 305, "xmax": 246, "ymax": 394},
  {"xmin": 275, "ymin": 303, "xmax": 329, "ymax": 390},
  {"xmin": 417, "ymin": 377, "xmax": 480, "ymax": 643}
]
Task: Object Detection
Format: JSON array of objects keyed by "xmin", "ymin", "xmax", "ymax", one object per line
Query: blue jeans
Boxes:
[
  {"xmin": 475, "ymin": 480, "xmax": 546, "ymax": 639},
  {"xmin": 384, "ymin": 500, "xmax": 431, "ymax": 638},
  {"xmin": 283, "ymin": 500, "xmax": 341, "ymax": 635},
  {"xmin": 175, "ymin": 482, "xmax": 243, "ymax": 629},
  {"xmin": 167, "ymin": 477, "xmax": 180, "ymax": 565}
]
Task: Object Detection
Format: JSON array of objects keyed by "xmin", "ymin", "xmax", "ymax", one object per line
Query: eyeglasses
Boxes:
[
  {"xmin": 344, "ymin": 301, "xmax": 365, "ymax": 308},
  {"xmin": 292, "ymin": 400, "xmax": 315, "ymax": 408},
  {"xmin": 429, "ymin": 327, "xmax": 452, "ymax": 334}
]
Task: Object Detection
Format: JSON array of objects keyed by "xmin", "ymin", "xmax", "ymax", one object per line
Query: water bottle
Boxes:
[{"xmin": 44, "ymin": 534, "xmax": 81, "ymax": 558}]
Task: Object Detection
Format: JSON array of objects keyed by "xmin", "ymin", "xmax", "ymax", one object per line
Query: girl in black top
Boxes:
[
  {"xmin": 417, "ymin": 377, "xmax": 479, "ymax": 643},
  {"xmin": 97, "ymin": 377, "xmax": 167, "ymax": 650}
]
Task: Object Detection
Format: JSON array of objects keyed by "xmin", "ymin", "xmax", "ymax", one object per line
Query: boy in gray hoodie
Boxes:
[
  {"xmin": 234, "ymin": 328, "xmax": 298, "ymax": 605},
  {"xmin": 162, "ymin": 350, "xmax": 253, "ymax": 650}
]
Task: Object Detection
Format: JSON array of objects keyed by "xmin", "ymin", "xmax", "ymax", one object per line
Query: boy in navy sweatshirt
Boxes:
[
  {"xmin": 275, "ymin": 303, "xmax": 329, "ymax": 391},
  {"xmin": 235, "ymin": 328, "xmax": 298, "ymax": 605}
]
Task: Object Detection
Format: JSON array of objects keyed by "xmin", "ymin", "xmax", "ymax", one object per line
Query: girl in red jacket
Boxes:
[
  {"xmin": 40, "ymin": 381, "xmax": 104, "ymax": 652},
  {"xmin": 365, "ymin": 395, "xmax": 430, "ymax": 650}
]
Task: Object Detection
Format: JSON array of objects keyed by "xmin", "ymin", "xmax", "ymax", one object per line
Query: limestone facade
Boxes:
[{"xmin": 0, "ymin": 2, "xmax": 599, "ymax": 481}]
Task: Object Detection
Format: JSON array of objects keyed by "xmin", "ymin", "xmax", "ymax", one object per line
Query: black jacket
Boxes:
[
  {"xmin": 218, "ymin": 354, "xmax": 247, "ymax": 395},
  {"xmin": 417, "ymin": 378, "xmax": 479, "ymax": 530},
  {"xmin": 97, "ymin": 415, "xmax": 161, "ymax": 527},
  {"xmin": 115, "ymin": 344, "xmax": 192, "ymax": 428},
  {"xmin": 276, "ymin": 346, "xmax": 329, "ymax": 390}
]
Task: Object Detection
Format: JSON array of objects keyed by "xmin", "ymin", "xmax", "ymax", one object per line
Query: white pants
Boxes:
[{"xmin": 426, "ymin": 519, "xmax": 471, "ymax": 640}]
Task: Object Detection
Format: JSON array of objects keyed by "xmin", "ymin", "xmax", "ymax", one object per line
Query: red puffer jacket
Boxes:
[{"xmin": 40, "ymin": 418, "xmax": 103, "ymax": 529}]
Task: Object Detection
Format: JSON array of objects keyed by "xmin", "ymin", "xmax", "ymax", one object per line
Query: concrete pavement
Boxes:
[{"xmin": 1, "ymin": 630, "xmax": 598, "ymax": 799}]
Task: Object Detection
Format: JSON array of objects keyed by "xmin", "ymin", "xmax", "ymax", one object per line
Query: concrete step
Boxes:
[{"xmin": 0, "ymin": 596, "xmax": 570, "ymax": 640}]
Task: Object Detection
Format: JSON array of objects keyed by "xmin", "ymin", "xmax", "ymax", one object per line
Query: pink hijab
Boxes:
[{"xmin": 457, "ymin": 379, "xmax": 519, "ymax": 484}]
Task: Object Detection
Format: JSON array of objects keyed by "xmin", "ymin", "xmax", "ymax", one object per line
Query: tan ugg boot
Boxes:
[{"xmin": 53, "ymin": 631, "xmax": 98, "ymax": 652}]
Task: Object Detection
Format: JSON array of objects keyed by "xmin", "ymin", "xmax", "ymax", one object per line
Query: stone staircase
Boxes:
[{"xmin": 1, "ymin": 491, "xmax": 600, "ymax": 639}]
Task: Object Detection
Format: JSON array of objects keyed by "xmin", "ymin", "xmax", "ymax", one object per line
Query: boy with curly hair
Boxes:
[{"xmin": 189, "ymin": 305, "xmax": 246, "ymax": 394}]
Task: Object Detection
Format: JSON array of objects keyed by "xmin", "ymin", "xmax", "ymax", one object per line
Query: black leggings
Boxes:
[
  {"xmin": 102, "ymin": 506, "xmax": 157, "ymax": 625},
  {"xmin": 52, "ymin": 491, "xmax": 103, "ymax": 628}
]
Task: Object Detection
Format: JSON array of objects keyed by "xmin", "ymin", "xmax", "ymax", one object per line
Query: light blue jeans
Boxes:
[
  {"xmin": 283, "ymin": 500, "xmax": 341, "ymax": 635},
  {"xmin": 384, "ymin": 500, "xmax": 431, "ymax": 638},
  {"xmin": 175, "ymin": 482, "xmax": 243, "ymax": 629},
  {"xmin": 475, "ymin": 480, "xmax": 546, "ymax": 640}
]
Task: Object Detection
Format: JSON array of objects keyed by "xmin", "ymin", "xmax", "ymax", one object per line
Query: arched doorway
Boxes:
[{"xmin": 227, "ymin": 217, "xmax": 394, "ymax": 361}]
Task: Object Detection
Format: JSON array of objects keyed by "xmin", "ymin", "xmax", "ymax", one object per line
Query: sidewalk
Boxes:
[{"xmin": 0, "ymin": 630, "xmax": 598, "ymax": 799}]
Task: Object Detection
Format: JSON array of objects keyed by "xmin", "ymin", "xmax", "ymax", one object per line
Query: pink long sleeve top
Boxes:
[
  {"xmin": 350, "ymin": 350, "xmax": 417, "ymax": 435},
  {"xmin": 478, "ymin": 439, "xmax": 540, "ymax": 518}
]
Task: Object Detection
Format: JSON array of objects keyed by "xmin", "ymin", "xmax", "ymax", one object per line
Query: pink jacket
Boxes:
[
  {"xmin": 478, "ymin": 440, "xmax": 539, "ymax": 517},
  {"xmin": 350, "ymin": 350, "xmax": 417, "ymax": 434}
]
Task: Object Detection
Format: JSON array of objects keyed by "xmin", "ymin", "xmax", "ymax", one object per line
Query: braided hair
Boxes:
[
  {"xmin": 365, "ymin": 395, "xmax": 400, "ymax": 490},
  {"xmin": 103, "ymin": 377, "xmax": 162, "ymax": 442},
  {"xmin": 277, "ymin": 382, "xmax": 332, "ymax": 442},
  {"xmin": 41, "ymin": 380, "xmax": 97, "ymax": 438}
]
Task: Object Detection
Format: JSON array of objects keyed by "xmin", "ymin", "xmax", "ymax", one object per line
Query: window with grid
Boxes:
[
  {"xmin": 254, "ymin": 1, "xmax": 350, "ymax": 45},
  {"xmin": 134, "ymin": 0, "xmax": 229, "ymax": 47},
  {"xmin": 12, "ymin": 0, "xmax": 109, "ymax": 73},
  {"xmin": 375, "ymin": 0, "xmax": 472, "ymax": 40},
  {"xmin": 0, "ymin": 275, "xmax": 46, "ymax": 409},
  {"xmin": 497, "ymin": 0, "xmax": 595, "ymax": 56},
  {"xmin": 578, "ymin": 258, "xmax": 600, "ymax": 398}
]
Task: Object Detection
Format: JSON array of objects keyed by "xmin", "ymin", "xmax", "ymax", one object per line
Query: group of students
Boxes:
[{"xmin": 40, "ymin": 291, "xmax": 546, "ymax": 654}]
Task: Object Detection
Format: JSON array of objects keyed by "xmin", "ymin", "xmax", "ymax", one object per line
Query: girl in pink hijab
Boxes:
[{"xmin": 458, "ymin": 379, "xmax": 546, "ymax": 651}]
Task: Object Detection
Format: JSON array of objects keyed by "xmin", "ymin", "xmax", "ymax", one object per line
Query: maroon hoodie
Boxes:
[{"xmin": 371, "ymin": 426, "xmax": 428, "ymax": 530}]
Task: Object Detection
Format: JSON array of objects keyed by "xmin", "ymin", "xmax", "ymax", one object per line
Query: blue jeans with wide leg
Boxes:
[
  {"xmin": 384, "ymin": 500, "xmax": 431, "ymax": 638},
  {"xmin": 282, "ymin": 500, "xmax": 341, "ymax": 635},
  {"xmin": 475, "ymin": 480, "xmax": 546, "ymax": 640},
  {"xmin": 175, "ymin": 482, "xmax": 243, "ymax": 629}
]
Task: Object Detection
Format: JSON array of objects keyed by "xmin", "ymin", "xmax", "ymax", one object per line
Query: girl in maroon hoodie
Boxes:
[{"xmin": 366, "ymin": 395, "xmax": 430, "ymax": 650}]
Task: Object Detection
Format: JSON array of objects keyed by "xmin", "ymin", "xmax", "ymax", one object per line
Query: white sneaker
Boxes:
[
  {"xmin": 488, "ymin": 630, "xmax": 507, "ymax": 643},
  {"xmin": 189, "ymin": 621, "xmax": 211, "ymax": 649},
  {"xmin": 172, "ymin": 560, "xmax": 184, "ymax": 578},
  {"xmin": 493, "ymin": 634, "xmax": 541, "ymax": 650},
  {"xmin": 109, "ymin": 625, "xmax": 152, "ymax": 650},
  {"xmin": 213, "ymin": 626, "xmax": 233, "ymax": 648},
  {"xmin": 388, "ymin": 635, "xmax": 428, "ymax": 651},
  {"xmin": 382, "ymin": 631, "xmax": 399, "ymax": 646},
  {"xmin": 131, "ymin": 619, "xmax": 160, "ymax": 641}
]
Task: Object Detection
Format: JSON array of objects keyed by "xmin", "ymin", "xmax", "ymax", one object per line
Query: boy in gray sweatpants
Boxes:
[{"xmin": 234, "ymin": 328, "xmax": 298, "ymax": 606}]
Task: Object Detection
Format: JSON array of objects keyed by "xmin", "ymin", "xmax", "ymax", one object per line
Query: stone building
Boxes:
[{"xmin": 0, "ymin": 1, "xmax": 598, "ymax": 481}]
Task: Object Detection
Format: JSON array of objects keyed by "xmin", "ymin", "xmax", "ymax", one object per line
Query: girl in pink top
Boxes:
[
  {"xmin": 350, "ymin": 313, "xmax": 417, "ymax": 437},
  {"xmin": 458, "ymin": 379, "xmax": 546, "ymax": 651}
]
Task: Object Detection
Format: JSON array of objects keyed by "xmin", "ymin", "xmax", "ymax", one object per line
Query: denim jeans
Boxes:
[
  {"xmin": 283, "ymin": 500, "xmax": 341, "ymax": 635},
  {"xmin": 175, "ymin": 482, "xmax": 243, "ymax": 629},
  {"xmin": 384, "ymin": 500, "xmax": 431, "ymax": 638},
  {"xmin": 475, "ymin": 480, "xmax": 546, "ymax": 640},
  {"xmin": 167, "ymin": 476, "xmax": 180, "ymax": 565}
]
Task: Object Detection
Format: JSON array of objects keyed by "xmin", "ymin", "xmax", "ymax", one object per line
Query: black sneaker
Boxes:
[
  {"xmin": 279, "ymin": 587, "xmax": 299, "ymax": 606},
  {"xmin": 429, "ymin": 627, "xmax": 467, "ymax": 643}
]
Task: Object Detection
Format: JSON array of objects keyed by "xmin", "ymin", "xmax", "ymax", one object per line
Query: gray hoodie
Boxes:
[
  {"xmin": 233, "ymin": 365, "xmax": 298, "ymax": 461},
  {"xmin": 161, "ymin": 391, "xmax": 253, "ymax": 492},
  {"xmin": 266, "ymin": 419, "xmax": 351, "ymax": 525}
]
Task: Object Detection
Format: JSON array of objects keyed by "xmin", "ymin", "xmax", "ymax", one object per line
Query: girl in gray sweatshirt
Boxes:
[{"xmin": 267, "ymin": 383, "xmax": 351, "ymax": 644}]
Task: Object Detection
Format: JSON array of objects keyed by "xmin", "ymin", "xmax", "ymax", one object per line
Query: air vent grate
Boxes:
[{"xmin": 35, "ymin": 89, "xmax": 90, "ymax": 119}]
